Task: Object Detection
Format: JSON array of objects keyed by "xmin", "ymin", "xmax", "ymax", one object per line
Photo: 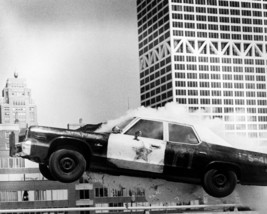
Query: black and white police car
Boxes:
[{"xmin": 10, "ymin": 117, "xmax": 267, "ymax": 198}]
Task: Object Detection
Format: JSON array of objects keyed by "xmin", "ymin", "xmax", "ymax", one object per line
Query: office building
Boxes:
[{"xmin": 137, "ymin": 0, "xmax": 267, "ymax": 142}]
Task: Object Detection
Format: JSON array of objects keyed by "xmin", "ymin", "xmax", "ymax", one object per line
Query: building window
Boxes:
[
  {"xmin": 187, "ymin": 81, "xmax": 198, "ymax": 87},
  {"xmin": 258, "ymin": 100, "xmax": 267, "ymax": 106},
  {"xmin": 176, "ymin": 81, "xmax": 186, "ymax": 87},
  {"xmin": 200, "ymin": 82, "xmax": 210, "ymax": 88},
  {"xmin": 242, "ymin": 10, "xmax": 252, "ymax": 16},
  {"xmin": 189, "ymin": 98, "xmax": 198, "ymax": 104},
  {"xmin": 247, "ymin": 100, "xmax": 256, "ymax": 106},
  {"xmin": 212, "ymin": 91, "xmax": 221, "ymax": 96},
  {"xmin": 231, "ymin": 10, "xmax": 240, "ymax": 16},
  {"xmin": 79, "ymin": 189, "xmax": 90, "ymax": 199},
  {"xmin": 212, "ymin": 99, "xmax": 222, "ymax": 105},
  {"xmin": 200, "ymin": 99, "xmax": 210, "ymax": 105},
  {"xmin": 224, "ymin": 99, "xmax": 234, "ymax": 105},
  {"xmin": 95, "ymin": 187, "xmax": 108, "ymax": 198},
  {"xmin": 224, "ymin": 91, "xmax": 233, "ymax": 97},
  {"xmin": 0, "ymin": 191, "xmax": 18, "ymax": 202},
  {"xmin": 177, "ymin": 98, "xmax": 186, "ymax": 104},
  {"xmin": 175, "ymin": 73, "xmax": 185, "ymax": 79},
  {"xmin": 196, "ymin": 0, "xmax": 205, "ymax": 5},
  {"xmin": 175, "ymin": 64, "xmax": 185, "ymax": 70},
  {"xmin": 184, "ymin": 6, "xmax": 194, "ymax": 12},
  {"xmin": 197, "ymin": 23, "xmax": 207, "ymax": 30},
  {"xmin": 187, "ymin": 73, "xmax": 197, "ymax": 79},
  {"xmin": 184, "ymin": 14, "xmax": 194, "ymax": 20},
  {"xmin": 235, "ymin": 100, "xmax": 245, "ymax": 105},
  {"xmin": 196, "ymin": 6, "xmax": 207, "ymax": 13},
  {"xmin": 176, "ymin": 90, "xmax": 186, "ymax": 95},
  {"xmin": 211, "ymin": 82, "xmax": 221, "ymax": 88},
  {"xmin": 200, "ymin": 90, "xmax": 210, "ymax": 96},
  {"xmin": 235, "ymin": 91, "xmax": 244, "ymax": 97},
  {"xmin": 0, "ymin": 158, "xmax": 25, "ymax": 169},
  {"xmin": 188, "ymin": 90, "xmax": 198, "ymax": 96}
]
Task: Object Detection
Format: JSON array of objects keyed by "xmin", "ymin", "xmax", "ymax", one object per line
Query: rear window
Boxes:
[{"xmin": 168, "ymin": 123, "xmax": 199, "ymax": 144}]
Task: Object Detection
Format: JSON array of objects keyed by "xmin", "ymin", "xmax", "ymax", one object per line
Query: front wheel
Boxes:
[
  {"xmin": 49, "ymin": 149, "xmax": 86, "ymax": 183},
  {"xmin": 202, "ymin": 168, "xmax": 237, "ymax": 198}
]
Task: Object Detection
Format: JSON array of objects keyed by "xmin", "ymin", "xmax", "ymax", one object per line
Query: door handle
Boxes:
[{"xmin": 151, "ymin": 144, "xmax": 160, "ymax": 149}]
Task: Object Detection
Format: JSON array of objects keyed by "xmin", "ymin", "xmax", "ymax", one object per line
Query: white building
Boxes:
[
  {"xmin": 0, "ymin": 73, "xmax": 37, "ymax": 128},
  {"xmin": 137, "ymin": 0, "xmax": 267, "ymax": 143}
]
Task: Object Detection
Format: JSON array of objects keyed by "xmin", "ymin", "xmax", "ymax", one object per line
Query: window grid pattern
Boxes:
[
  {"xmin": 0, "ymin": 190, "xmax": 68, "ymax": 202},
  {"xmin": 137, "ymin": 0, "xmax": 267, "ymax": 141},
  {"xmin": 137, "ymin": 0, "xmax": 173, "ymax": 108},
  {"xmin": 170, "ymin": 0, "xmax": 267, "ymax": 139}
]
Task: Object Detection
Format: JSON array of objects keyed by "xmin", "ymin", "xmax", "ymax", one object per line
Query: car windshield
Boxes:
[
  {"xmin": 117, "ymin": 118, "xmax": 135, "ymax": 130},
  {"xmin": 125, "ymin": 119, "xmax": 164, "ymax": 140},
  {"xmin": 95, "ymin": 117, "xmax": 135, "ymax": 133}
]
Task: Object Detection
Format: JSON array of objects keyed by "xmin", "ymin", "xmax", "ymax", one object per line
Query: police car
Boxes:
[{"xmin": 10, "ymin": 117, "xmax": 267, "ymax": 198}]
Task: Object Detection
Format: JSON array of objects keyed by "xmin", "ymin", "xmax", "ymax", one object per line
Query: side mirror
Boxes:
[
  {"xmin": 134, "ymin": 131, "xmax": 142, "ymax": 141},
  {"xmin": 112, "ymin": 126, "xmax": 121, "ymax": 134}
]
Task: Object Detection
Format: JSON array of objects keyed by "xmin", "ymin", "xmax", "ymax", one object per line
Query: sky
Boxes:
[{"xmin": 0, "ymin": 0, "xmax": 140, "ymax": 127}]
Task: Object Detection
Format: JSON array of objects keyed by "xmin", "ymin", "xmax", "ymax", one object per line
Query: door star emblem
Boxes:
[{"xmin": 133, "ymin": 145, "xmax": 152, "ymax": 162}]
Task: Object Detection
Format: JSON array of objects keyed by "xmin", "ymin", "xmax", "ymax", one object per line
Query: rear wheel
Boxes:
[
  {"xmin": 39, "ymin": 164, "xmax": 56, "ymax": 181},
  {"xmin": 203, "ymin": 168, "xmax": 237, "ymax": 198},
  {"xmin": 49, "ymin": 149, "xmax": 86, "ymax": 183}
]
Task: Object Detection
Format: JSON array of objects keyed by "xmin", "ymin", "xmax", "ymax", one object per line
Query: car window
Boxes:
[
  {"xmin": 117, "ymin": 118, "xmax": 135, "ymax": 130},
  {"xmin": 168, "ymin": 123, "xmax": 199, "ymax": 144},
  {"xmin": 125, "ymin": 119, "xmax": 163, "ymax": 140}
]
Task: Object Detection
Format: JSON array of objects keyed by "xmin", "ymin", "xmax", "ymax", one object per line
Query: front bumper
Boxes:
[
  {"xmin": 10, "ymin": 142, "xmax": 31, "ymax": 158},
  {"xmin": 9, "ymin": 131, "xmax": 34, "ymax": 158},
  {"xmin": 10, "ymin": 143, "xmax": 29, "ymax": 158}
]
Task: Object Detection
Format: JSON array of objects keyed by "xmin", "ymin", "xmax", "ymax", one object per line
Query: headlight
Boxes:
[{"xmin": 21, "ymin": 139, "xmax": 33, "ymax": 155}]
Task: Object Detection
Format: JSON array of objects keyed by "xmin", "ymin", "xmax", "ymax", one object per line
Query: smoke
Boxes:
[
  {"xmin": 97, "ymin": 103, "xmax": 199, "ymax": 132},
  {"xmin": 94, "ymin": 102, "xmax": 266, "ymax": 211},
  {"xmin": 97, "ymin": 102, "xmax": 233, "ymax": 148}
]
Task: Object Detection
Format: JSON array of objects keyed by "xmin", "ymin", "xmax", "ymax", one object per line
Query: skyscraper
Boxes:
[{"xmin": 137, "ymin": 0, "xmax": 267, "ymax": 142}]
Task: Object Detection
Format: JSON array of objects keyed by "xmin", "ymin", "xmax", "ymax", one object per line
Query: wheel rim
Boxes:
[
  {"xmin": 59, "ymin": 157, "xmax": 76, "ymax": 173},
  {"xmin": 213, "ymin": 173, "xmax": 227, "ymax": 187}
]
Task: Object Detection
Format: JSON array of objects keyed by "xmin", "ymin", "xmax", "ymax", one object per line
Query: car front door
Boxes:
[{"xmin": 107, "ymin": 119, "xmax": 166, "ymax": 173}]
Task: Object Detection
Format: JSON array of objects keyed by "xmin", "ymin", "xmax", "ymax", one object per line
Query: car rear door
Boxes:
[
  {"xmin": 107, "ymin": 119, "xmax": 166, "ymax": 173},
  {"xmin": 164, "ymin": 123, "xmax": 202, "ymax": 176}
]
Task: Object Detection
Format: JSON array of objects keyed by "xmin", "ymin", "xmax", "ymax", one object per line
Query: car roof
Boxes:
[{"xmin": 134, "ymin": 116, "xmax": 194, "ymax": 127}]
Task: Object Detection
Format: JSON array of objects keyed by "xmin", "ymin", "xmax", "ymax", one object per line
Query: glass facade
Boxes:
[
  {"xmin": 137, "ymin": 0, "xmax": 267, "ymax": 142},
  {"xmin": 138, "ymin": 0, "xmax": 173, "ymax": 107}
]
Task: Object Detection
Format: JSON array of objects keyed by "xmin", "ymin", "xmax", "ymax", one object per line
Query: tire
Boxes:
[
  {"xmin": 49, "ymin": 149, "xmax": 86, "ymax": 183},
  {"xmin": 39, "ymin": 164, "xmax": 56, "ymax": 181},
  {"xmin": 202, "ymin": 168, "xmax": 237, "ymax": 198}
]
